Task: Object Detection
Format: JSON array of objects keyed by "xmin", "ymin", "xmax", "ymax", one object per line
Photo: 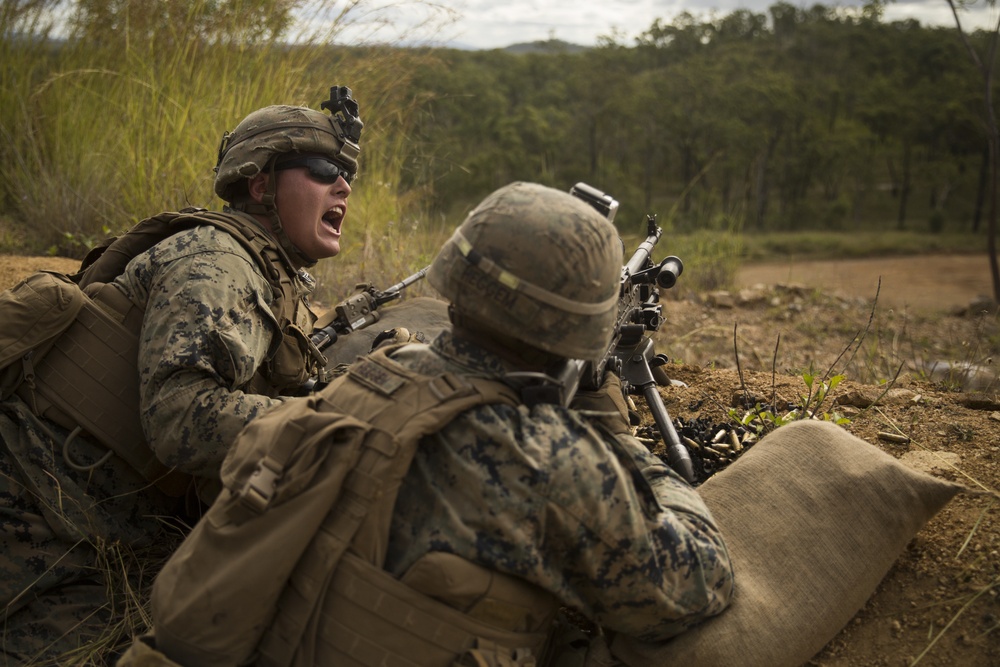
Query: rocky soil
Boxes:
[
  {"xmin": 2, "ymin": 253, "xmax": 998, "ymax": 666},
  {"xmin": 648, "ymin": 258, "xmax": 999, "ymax": 667}
]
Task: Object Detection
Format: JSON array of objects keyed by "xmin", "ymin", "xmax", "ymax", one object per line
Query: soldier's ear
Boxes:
[{"xmin": 247, "ymin": 173, "xmax": 270, "ymax": 203}]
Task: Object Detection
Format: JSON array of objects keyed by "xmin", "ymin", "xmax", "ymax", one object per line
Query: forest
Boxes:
[
  {"xmin": 399, "ymin": 4, "xmax": 988, "ymax": 237},
  {"xmin": 0, "ymin": 0, "xmax": 995, "ymax": 295}
]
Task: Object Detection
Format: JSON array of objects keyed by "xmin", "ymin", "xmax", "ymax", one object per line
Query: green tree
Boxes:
[{"xmin": 945, "ymin": 0, "xmax": 1000, "ymax": 301}]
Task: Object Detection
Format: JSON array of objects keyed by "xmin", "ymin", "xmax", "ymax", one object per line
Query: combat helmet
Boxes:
[
  {"xmin": 427, "ymin": 181, "xmax": 623, "ymax": 361},
  {"xmin": 213, "ymin": 86, "xmax": 363, "ymax": 265}
]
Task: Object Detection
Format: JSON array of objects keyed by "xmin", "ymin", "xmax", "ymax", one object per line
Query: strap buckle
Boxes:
[{"xmin": 239, "ymin": 455, "xmax": 283, "ymax": 513}]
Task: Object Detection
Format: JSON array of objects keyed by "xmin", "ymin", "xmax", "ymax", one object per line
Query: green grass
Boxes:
[{"xmin": 0, "ymin": 1, "xmax": 438, "ymax": 259}]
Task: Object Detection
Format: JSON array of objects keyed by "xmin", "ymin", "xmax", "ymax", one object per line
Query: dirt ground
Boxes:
[
  {"xmin": 735, "ymin": 253, "xmax": 996, "ymax": 315},
  {"xmin": 1, "ymin": 252, "xmax": 998, "ymax": 666}
]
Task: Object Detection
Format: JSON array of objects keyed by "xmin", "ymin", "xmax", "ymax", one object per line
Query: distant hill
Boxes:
[{"xmin": 502, "ymin": 39, "xmax": 590, "ymax": 54}]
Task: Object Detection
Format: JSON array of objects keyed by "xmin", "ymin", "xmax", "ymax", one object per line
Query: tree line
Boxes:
[
  {"xmin": 1, "ymin": 1, "xmax": 993, "ymax": 256},
  {"xmin": 385, "ymin": 3, "xmax": 987, "ymax": 239}
]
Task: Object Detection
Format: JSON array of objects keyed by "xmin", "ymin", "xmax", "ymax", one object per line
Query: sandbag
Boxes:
[{"xmin": 611, "ymin": 419, "xmax": 965, "ymax": 667}]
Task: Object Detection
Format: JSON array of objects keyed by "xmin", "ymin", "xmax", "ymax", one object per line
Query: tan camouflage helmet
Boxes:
[
  {"xmin": 427, "ymin": 181, "xmax": 623, "ymax": 361},
  {"xmin": 214, "ymin": 85, "xmax": 363, "ymax": 202}
]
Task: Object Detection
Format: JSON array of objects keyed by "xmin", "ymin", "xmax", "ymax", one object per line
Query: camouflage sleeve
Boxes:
[
  {"xmin": 600, "ymin": 431, "xmax": 735, "ymax": 639},
  {"xmin": 389, "ymin": 405, "xmax": 733, "ymax": 643},
  {"xmin": 119, "ymin": 227, "xmax": 286, "ymax": 477},
  {"xmin": 530, "ymin": 417, "xmax": 733, "ymax": 642}
]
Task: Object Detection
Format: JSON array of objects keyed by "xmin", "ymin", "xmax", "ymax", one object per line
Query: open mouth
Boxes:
[{"xmin": 322, "ymin": 206, "xmax": 344, "ymax": 234}]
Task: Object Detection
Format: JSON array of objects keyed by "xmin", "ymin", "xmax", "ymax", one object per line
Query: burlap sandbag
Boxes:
[{"xmin": 612, "ymin": 420, "xmax": 966, "ymax": 667}]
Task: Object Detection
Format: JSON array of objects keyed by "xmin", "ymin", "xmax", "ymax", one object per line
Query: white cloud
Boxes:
[{"xmin": 315, "ymin": 0, "xmax": 1000, "ymax": 49}]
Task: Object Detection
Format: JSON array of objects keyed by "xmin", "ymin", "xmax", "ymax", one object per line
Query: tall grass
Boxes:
[{"xmin": 0, "ymin": 0, "xmax": 443, "ymax": 281}]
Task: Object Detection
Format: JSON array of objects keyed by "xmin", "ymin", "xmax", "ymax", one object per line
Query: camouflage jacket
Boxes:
[
  {"xmin": 112, "ymin": 223, "xmax": 314, "ymax": 478},
  {"xmin": 384, "ymin": 331, "xmax": 734, "ymax": 643}
]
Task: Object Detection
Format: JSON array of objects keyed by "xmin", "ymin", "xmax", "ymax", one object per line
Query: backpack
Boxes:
[{"xmin": 149, "ymin": 347, "xmax": 557, "ymax": 667}]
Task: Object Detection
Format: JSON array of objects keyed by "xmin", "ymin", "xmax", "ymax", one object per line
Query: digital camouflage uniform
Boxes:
[
  {"xmin": 385, "ymin": 330, "xmax": 734, "ymax": 643},
  {"xmin": 0, "ymin": 223, "xmax": 315, "ymax": 662}
]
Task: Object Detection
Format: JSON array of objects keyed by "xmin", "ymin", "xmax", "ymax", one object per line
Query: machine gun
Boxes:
[{"xmin": 520, "ymin": 183, "xmax": 695, "ymax": 483}]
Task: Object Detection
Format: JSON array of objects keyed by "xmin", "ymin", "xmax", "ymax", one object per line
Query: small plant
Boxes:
[
  {"xmin": 47, "ymin": 225, "xmax": 112, "ymax": 258},
  {"xmin": 731, "ymin": 326, "xmax": 854, "ymax": 437},
  {"xmin": 799, "ymin": 365, "xmax": 848, "ymax": 419}
]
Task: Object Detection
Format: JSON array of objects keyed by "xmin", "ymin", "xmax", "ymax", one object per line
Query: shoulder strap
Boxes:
[
  {"xmin": 75, "ymin": 209, "xmax": 294, "ymax": 306},
  {"xmin": 76, "ymin": 208, "xmax": 309, "ymax": 366},
  {"xmin": 254, "ymin": 348, "xmax": 519, "ymax": 667}
]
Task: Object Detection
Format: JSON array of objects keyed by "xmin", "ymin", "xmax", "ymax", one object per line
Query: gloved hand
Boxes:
[
  {"xmin": 569, "ymin": 372, "xmax": 636, "ymax": 436},
  {"xmin": 369, "ymin": 327, "xmax": 426, "ymax": 352}
]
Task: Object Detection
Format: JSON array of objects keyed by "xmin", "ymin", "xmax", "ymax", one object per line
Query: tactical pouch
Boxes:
[
  {"xmin": 15, "ymin": 281, "xmax": 189, "ymax": 497},
  {"xmin": 0, "ymin": 271, "xmax": 84, "ymax": 399},
  {"xmin": 310, "ymin": 551, "xmax": 556, "ymax": 667}
]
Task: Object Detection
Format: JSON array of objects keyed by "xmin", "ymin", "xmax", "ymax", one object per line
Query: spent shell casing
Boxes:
[
  {"xmin": 729, "ymin": 429, "xmax": 743, "ymax": 453},
  {"xmin": 877, "ymin": 431, "xmax": 911, "ymax": 444},
  {"xmin": 682, "ymin": 436, "xmax": 701, "ymax": 451}
]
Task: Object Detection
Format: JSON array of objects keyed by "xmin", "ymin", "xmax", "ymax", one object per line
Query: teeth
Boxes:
[{"xmin": 328, "ymin": 206, "xmax": 343, "ymax": 217}]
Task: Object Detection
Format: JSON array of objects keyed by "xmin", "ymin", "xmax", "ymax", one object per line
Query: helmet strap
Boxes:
[{"xmin": 235, "ymin": 160, "xmax": 317, "ymax": 269}]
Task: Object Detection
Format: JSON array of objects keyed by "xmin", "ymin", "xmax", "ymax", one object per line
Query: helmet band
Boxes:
[
  {"xmin": 449, "ymin": 230, "xmax": 618, "ymax": 317},
  {"xmin": 216, "ymin": 121, "xmax": 359, "ymax": 170}
]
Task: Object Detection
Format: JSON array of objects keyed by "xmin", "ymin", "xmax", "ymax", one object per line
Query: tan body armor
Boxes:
[
  {"xmin": 149, "ymin": 348, "xmax": 561, "ymax": 667},
  {"xmin": 14, "ymin": 208, "xmax": 322, "ymax": 496}
]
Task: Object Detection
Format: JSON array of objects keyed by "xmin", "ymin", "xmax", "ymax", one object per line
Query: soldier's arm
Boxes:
[
  {"xmin": 124, "ymin": 232, "xmax": 286, "ymax": 477},
  {"xmin": 540, "ymin": 423, "xmax": 734, "ymax": 642}
]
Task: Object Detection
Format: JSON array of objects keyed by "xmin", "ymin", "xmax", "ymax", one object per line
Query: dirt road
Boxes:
[{"xmin": 737, "ymin": 253, "xmax": 994, "ymax": 313}]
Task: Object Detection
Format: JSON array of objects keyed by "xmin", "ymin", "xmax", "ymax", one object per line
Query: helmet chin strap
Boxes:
[{"xmin": 236, "ymin": 160, "xmax": 317, "ymax": 269}]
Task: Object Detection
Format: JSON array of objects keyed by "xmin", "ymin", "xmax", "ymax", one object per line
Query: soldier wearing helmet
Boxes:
[
  {"xmin": 384, "ymin": 182, "xmax": 734, "ymax": 652},
  {"xmin": 132, "ymin": 181, "xmax": 733, "ymax": 666},
  {"xmin": 214, "ymin": 88, "xmax": 362, "ymax": 266},
  {"xmin": 0, "ymin": 87, "xmax": 363, "ymax": 661}
]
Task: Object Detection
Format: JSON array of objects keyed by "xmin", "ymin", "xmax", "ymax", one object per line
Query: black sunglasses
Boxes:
[{"xmin": 274, "ymin": 156, "xmax": 354, "ymax": 184}]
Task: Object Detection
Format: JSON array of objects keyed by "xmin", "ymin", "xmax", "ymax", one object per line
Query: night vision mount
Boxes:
[{"xmin": 322, "ymin": 85, "xmax": 364, "ymax": 144}]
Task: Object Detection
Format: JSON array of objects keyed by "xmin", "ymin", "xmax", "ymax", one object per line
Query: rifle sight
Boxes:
[{"xmin": 570, "ymin": 182, "xmax": 619, "ymax": 222}]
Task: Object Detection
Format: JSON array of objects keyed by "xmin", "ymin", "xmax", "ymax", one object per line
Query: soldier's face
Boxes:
[{"xmin": 263, "ymin": 157, "xmax": 352, "ymax": 261}]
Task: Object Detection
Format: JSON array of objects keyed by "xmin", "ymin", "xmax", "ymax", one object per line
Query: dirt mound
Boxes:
[{"xmin": 1, "ymin": 253, "xmax": 997, "ymax": 665}]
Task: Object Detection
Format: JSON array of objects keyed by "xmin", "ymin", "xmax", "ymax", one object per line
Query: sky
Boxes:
[{"xmin": 329, "ymin": 0, "xmax": 1000, "ymax": 50}]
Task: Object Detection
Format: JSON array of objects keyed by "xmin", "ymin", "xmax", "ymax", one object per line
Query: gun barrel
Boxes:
[
  {"xmin": 624, "ymin": 228, "xmax": 663, "ymax": 279},
  {"xmin": 381, "ymin": 266, "xmax": 429, "ymax": 302}
]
